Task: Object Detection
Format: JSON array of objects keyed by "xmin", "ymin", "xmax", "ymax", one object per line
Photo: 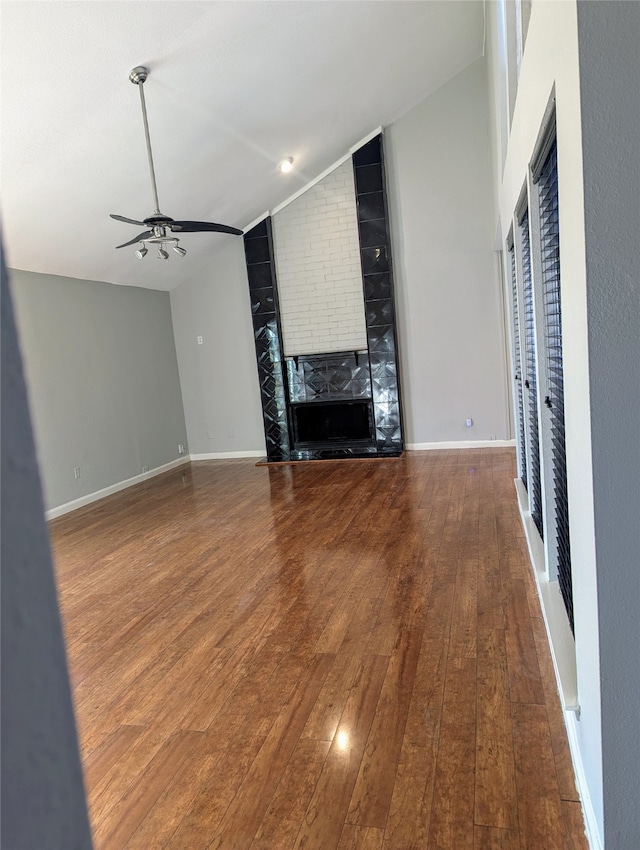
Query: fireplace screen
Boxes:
[{"xmin": 292, "ymin": 401, "xmax": 373, "ymax": 447}]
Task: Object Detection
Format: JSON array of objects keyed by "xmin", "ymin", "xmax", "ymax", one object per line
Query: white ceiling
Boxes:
[{"xmin": 1, "ymin": 1, "xmax": 484, "ymax": 292}]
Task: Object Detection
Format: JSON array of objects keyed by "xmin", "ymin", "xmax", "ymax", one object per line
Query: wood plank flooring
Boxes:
[{"xmin": 50, "ymin": 448, "xmax": 589, "ymax": 849}]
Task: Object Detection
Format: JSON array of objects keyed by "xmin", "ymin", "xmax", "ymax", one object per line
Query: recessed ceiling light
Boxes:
[{"xmin": 278, "ymin": 157, "xmax": 294, "ymax": 173}]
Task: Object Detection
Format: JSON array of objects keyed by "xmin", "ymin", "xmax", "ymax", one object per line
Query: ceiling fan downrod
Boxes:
[
  {"xmin": 129, "ymin": 66, "xmax": 163, "ymax": 219},
  {"xmin": 129, "ymin": 66, "xmax": 176, "ymax": 259}
]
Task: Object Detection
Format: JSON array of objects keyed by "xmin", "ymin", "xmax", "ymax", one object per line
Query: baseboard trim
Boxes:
[
  {"xmin": 45, "ymin": 456, "xmax": 190, "ymax": 520},
  {"xmin": 515, "ymin": 477, "xmax": 602, "ymax": 850},
  {"xmin": 406, "ymin": 439, "xmax": 515, "ymax": 450},
  {"xmin": 189, "ymin": 451, "xmax": 265, "ymax": 460},
  {"xmin": 565, "ymin": 712, "xmax": 604, "ymax": 850}
]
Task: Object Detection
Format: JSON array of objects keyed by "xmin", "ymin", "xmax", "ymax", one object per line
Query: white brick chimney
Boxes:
[{"xmin": 272, "ymin": 160, "xmax": 367, "ymax": 356}]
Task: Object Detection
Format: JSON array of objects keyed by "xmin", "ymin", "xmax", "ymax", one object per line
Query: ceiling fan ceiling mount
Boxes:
[
  {"xmin": 128, "ymin": 65, "xmax": 149, "ymax": 86},
  {"xmin": 111, "ymin": 65, "xmax": 243, "ymax": 259}
]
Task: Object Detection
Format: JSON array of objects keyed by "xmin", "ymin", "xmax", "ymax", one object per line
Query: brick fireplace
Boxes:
[{"xmin": 243, "ymin": 134, "xmax": 403, "ymax": 461}]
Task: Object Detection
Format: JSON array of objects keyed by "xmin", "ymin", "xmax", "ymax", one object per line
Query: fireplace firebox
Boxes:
[{"xmin": 292, "ymin": 401, "xmax": 374, "ymax": 449}]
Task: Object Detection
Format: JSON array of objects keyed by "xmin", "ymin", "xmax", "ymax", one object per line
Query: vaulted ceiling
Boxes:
[{"xmin": 1, "ymin": 1, "xmax": 484, "ymax": 291}]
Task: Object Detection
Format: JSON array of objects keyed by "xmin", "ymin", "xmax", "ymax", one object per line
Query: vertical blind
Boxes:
[
  {"xmin": 535, "ymin": 138, "xmax": 574, "ymax": 633},
  {"xmin": 519, "ymin": 210, "xmax": 544, "ymax": 540},
  {"xmin": 508, "ymin": 244, "xmax": 528, "ymax": 489}
]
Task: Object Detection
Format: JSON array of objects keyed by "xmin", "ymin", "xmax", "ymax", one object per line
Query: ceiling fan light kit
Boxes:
[{"xmin": 111, "ymin": 66, "xmax": 243, "ymax": 260}]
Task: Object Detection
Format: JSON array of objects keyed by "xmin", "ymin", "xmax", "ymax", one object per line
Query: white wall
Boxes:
[
  {"xmin": 10, "ymin": 270, "xmax": 188, "ymax": 512},
  {"xmin": 273, "ymin": 159, "xmax": 366, "ymax": 356},
  {"xmin": 385, "ymin": 56, "xmax": 510, "ymax": 446},
  {"xmin": 485, "ymin": 0, "xmax": 507, "ymax": 231},
  {"xmin": 486, "ymin": 0, "xmax": 604, "ymax": 843},
  {"xmin": 170, "ymin": 240, "xmax": 265, "ymax": 457}
]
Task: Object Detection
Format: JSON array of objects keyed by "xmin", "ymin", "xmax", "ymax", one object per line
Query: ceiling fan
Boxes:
[{"xmin": 111, "ymin": 66, "xmax": 243, "ymax": 260}]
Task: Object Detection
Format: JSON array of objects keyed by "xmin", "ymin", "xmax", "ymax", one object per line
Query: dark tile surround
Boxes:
[{"xmin": 244, "ymin": 219, "xmax": 290, "ymax": 461}]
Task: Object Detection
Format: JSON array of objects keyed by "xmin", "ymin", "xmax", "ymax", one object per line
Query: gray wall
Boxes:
[
  {"xmin": 577, "ymin": 3, "xmax": 640, "ymax": 847},
  {"xmin": 1, "ymin": 257, "xmax": 92, "ymax": 849},
  {"xmin": 170, "ymin": 241, "xmax": 265, "ymax": 456},
  {"xmin": 385, "ymin": 57, "xmax": 510, "ymax": 445},
  {"xmin": 10, "ymin": 270, "xmax": 188, "ymax": 511}
]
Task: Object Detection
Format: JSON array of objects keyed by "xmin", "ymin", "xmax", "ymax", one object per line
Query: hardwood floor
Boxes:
[{"xmin": 50, "ymin": 449, "xmax": 589, "ymax": 850}]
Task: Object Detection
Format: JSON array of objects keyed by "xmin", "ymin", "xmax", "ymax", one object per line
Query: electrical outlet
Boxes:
[
  {"xmin": 197, "ymin": 335, "xmax": 203, "ymax": 345},
  {"xmin": 465, "ymin": 418, "xmax": 473, "ymax": 427},
  {"xmin": 73, "ymin": 466, "xmax": 81, "ymax": 480},
  {"xmin": 178, "ymin": 443, "xmax": 186, "ymax": 455},
  {"xmin": 142, "ymin": 465, "xmax": 149, "ymax": 473}
]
